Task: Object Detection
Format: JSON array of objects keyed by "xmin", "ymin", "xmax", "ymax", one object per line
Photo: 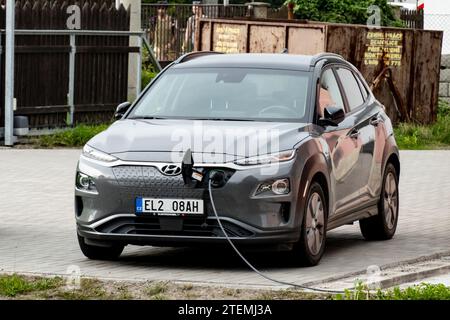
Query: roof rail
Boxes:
[
  {"xmin": 174, "ymin": 51, "xmax": 223, "ymax": 64},
  {"xmin": 310, "ymin": 52, "xmax": 344, "ymax": 66}
]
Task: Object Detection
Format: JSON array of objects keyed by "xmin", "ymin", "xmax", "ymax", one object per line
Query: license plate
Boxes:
[{"xmin": 135, "ymin": 198, "xmax": 204, "ymax": 216}]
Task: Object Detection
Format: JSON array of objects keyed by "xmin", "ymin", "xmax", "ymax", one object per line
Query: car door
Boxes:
[
  {"xmin": 317, "ymin": 66, "xmax": 364, "ymax": 217},
  {"xmin": 335, "ymin": 66, "xmax": 385, "ymax": 208}
]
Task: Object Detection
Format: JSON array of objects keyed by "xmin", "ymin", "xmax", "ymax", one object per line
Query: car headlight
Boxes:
[
  {"xmin": 82, "ymin": 145, "xmax": 117, "ymax": 163},
  {"xmin": 76, "ymin": 172, "xmax": 97, "ymax": 192},
  {"xmin": 234, "ymin": 150, "xmax": 295, "ymax": 166}
]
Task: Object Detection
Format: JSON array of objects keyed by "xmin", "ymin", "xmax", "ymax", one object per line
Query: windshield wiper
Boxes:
[
  {"xmin": 191, "ymin": 118, "xmax": 256, "ymax": 121},
  {"xmin": 128, "ymin": 116, "xmax": 168, "ymax": 120}
]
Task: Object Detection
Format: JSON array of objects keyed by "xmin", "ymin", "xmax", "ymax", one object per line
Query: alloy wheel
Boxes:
[
  {"xmin": 384, "ymin": 172, "xmax": 398, "ymax": 230},
  {"xmin": 305, "ymin": 192, "xmax": 325, "ymax": 255}
]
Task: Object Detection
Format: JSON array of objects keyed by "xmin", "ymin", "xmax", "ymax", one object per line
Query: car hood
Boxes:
[{"xmin": 87, "ymin": 119, "xmax": 310, "ymax": 162}]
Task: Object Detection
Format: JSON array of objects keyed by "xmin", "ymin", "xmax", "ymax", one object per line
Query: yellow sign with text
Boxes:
[
  {"xmin": 213, "ymin": 25, "xmax": 242, "ymax": 53},
  {"xmin": 364, "ymin": 31, "xmax": 403, "ymax": 67}
]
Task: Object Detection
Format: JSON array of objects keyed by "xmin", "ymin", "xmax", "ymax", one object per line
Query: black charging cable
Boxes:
[{"xmin": 208, "ymin": 177, "xmax": 346, "ymax": 294}]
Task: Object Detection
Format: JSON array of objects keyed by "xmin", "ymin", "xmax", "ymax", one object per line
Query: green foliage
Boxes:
[
  {"xmin": 37, "ymin": 124, "xmax": 110, "ymax": 148},
  {"xmin": 335, "ymin": 282, "xmax": 450, "ymax": 300},
  {"xmin": 287, "ymin": 0, "xmax": 403, "ymax": 27},
  {"xmin": 146, "ymin": 282, "xmax": 168, "ymax": 297},
  {"xmin": 394, "ymin": 100, "xmax": 450, "ymax": 150},
  {"xmin": 141, "ymin": 40, "xmax": 159, "ymax": 90},
  {"xmin": 142, "ymin": 68, "xmax": 158, "ymax": 89},
  {"xmin": 0, "ymin": 274, "xmax": 62, "ymax": 297}
]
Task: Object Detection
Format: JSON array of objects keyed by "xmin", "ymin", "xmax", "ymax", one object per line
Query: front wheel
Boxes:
[
  {"xmin": 77, "ymin": 234, "xmax": 124, "ymax": 260},
  {"xmin": 291, "ymin": 181, "xmax": 327, "ymax": 266},
  {"xmin": 360, "ymin": 163, "xmax": 399, "ymax": 240}
]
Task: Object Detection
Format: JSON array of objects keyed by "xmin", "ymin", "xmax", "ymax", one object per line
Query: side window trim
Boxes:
[
  {"xmin": 355, "ymin": 73, "xmax": 369, "ymax": 101},
  {"xmin": 335, "ymin": 65, "xmax": 367, "ymax": 114},
  {"xmin": 331, "ymin": 65, "xmax": 350, "ymax": 114},
  {"xmin": 316, "ymin": 64, "xmax": 348, "ymax": 121}
]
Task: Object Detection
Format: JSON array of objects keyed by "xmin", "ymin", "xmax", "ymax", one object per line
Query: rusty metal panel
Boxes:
[
  {"xmin": 326, "ymin": 24, "xmax": 442, "ymax": 124},
  {"xmin": 198, "ymin": 21, "xmax": 212, "ymax": 51},
  {"xmin": 249, "ymin": 25, "xmax": 285, "ymax": 53},
  {"xmin": 196, "ymin": 18, "xmax": 443, "ymax": 124},
  {"xmin": 326, "ymin": 25, "xmax": 415, "ymax": 123},
  {"xmin": 410, "ymin": 30, "xmax": 443, "ymax": 124},
  {"xmin": 287, "ymin": 26, "xmax": 326, "ymax": 55}
]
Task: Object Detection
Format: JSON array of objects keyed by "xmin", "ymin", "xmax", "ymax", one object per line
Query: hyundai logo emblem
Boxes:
[{"xmin": 160, "ymin": 164, "xmax": 182, "ymax": 176}]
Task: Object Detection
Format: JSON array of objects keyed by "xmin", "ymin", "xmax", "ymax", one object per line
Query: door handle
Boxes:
[
  {"xmin": 370, "ymin": 115, "xmax": 382, "ymax": 126},
  {"xmin": 349, "ymin": 129, "xmax": 360, "ymax": 139}
]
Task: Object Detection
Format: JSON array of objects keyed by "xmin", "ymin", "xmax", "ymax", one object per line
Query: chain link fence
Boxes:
[{"xmin": 424, "ymin": 14, "xmax": 450, "ymax": 54}]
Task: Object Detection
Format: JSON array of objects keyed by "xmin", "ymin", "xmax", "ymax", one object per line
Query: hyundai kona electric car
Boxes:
[{"xmin": 75, "ymin": 52, "xmax": 400, "ymax": 266}]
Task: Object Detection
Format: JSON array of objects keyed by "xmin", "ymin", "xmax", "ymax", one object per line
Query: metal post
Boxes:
[
  {"xmin": 136, "ymin": 35, "xmax": 142, "ymax": 97},
  {"xmin": 68, "ymin": 33, "xmax": 76, "ymax": 126},
  {"xmin": 4, "ymin": 0, "xmax": 15, "ymax": 146},
  {"xmin": 142, "ymin": 35, "xmax": 162, "ymax": 72}
]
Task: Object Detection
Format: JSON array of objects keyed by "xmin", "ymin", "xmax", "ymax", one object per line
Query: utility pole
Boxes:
[{"xmin": 4, "ymin": 0, "xmax": 15, "ymax": 146}]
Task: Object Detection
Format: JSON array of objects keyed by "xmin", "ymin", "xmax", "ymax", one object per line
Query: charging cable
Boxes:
[{"xmin": 208, "ymin": 179, "xmax": 346, "ymax": 294}]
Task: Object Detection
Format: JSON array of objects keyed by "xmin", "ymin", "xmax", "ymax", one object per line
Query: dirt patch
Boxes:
[{"xmin": 0, "ymin": 274, "xmax": 329, "ymax": 300}]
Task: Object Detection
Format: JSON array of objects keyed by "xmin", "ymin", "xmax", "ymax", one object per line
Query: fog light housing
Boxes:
[
  {"xmin": 272, "ymin": 179, "xmax": 290, "ymax": 195},
  {"xmin": 255, "ymin": 178, "xmax": 290, "ymax": 195},
  {"xmin": 76, "ymin": 172, "xmax": 96, "ymax": 191}
]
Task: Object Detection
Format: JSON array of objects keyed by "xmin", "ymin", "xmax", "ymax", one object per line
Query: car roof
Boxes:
[{"xmin": 171, "ymin": 53, "xmax": 320, "ymax": 71}]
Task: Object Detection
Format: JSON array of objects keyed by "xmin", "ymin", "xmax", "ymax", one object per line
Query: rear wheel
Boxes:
[
  {"xmin": 77, "ymin": 234, "xmax": 124, "ymax": 260},
  {"xmin": 291, "ymin": 181, "xmax": 327, "ymax": 266},
  {"xmin": 360, "ymin": 163, "xmax": 399, "ymax": 240}
]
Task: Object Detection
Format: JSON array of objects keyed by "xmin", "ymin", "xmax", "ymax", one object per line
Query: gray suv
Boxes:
[{"xmin": 75, "ymin": 52, "xmax": 400, "ymax": 266}]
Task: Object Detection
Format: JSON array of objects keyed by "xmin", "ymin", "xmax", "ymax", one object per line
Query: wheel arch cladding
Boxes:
[
  {"xmin": 387, "ymin": 153, "xmax": 401, "ymax": 179},
  {"xmin": 297, "ymin": 153, "xmax": 331, "ymax": 222},
  {"xmin": 310, "ymin": 171, "xmax": 329, "ymax": 217}
]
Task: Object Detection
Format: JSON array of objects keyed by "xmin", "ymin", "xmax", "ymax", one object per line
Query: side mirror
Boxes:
[
  {"xmin": 318, "ymin": 106, "xmax": 345, "ymax": 127},
  {"xmin": 114, "ymin": 102, "xmax": 131, "ymax": 120}
]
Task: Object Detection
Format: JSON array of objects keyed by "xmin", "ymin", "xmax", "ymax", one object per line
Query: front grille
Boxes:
[
  {"xmin": 95, "ymin": 216, "xmax": 254, "ymax": 238},
  {"xmin": 112, "ymin": 166, "xmax": 205, "ymax": 199}
]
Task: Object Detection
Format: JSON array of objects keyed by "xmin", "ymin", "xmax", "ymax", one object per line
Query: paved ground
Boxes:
[{"xmin": 0, "ymin": 149, "xmax": 449, "ymax": 289}]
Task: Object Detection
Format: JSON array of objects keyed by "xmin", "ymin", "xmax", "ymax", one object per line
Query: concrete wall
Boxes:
[{"xmin": 440, "ymin": 55, "xmax": 450, "ymax": 104}]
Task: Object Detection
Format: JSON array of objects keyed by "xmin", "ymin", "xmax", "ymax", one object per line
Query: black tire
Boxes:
[
  {"xmin": 77, "ymin": 234, "xmax": 124, "ymax": 260},
  {"xmin": 291, "ymin": 181, "xmax": 327, "ymax": 266},
  {"xmin": 360, "ymin": 163, "xmax": 399, "ymax": 240}
]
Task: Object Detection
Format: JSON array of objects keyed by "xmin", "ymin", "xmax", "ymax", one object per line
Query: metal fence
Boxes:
[
  {"xmin": 400, "ymin": 9, "xmax": 424, "ymax": 29},
  {"xmin": 141, "ymin": 4, "xmax": 247, "ymax": 63},
  {"xmin": 0, "ymin": 1, "xmax": 158, "ymax": 129}
]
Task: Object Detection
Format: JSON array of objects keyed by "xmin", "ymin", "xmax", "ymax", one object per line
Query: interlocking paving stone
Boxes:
[{"xmin": 0, "ymin": 149, "xmax": 449, "ymax": 287}]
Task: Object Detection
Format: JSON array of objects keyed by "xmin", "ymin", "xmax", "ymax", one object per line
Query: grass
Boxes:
[
  {"xmin": 25, "ymin": 100, "xmax": 450, "ymax": 150},
  {"xmin": 335, "ymin": 282, "xmax": 450, "ymax": 300},
  {"xmin": 145, "ymin": 282, "xmax": 168, "ymax": 300},
  {"xmin": 0, "ymin": 274, "xmax": 449, "ymax": 300},
  {"xmin": 0, "ymin": 274, "xmax": 63, "ymax": 297},
  {"xmin": 394, "ymin": 100, "xmax": 450, "ymax": 150},
  {"xmin": 34, "ymin": 124, "xmax": 110, "ymax": 148}
]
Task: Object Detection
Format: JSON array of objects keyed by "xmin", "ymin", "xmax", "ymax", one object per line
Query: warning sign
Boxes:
[
  {"xmin": 364, "ymin": 31, "xmax": 403, "ymax": 67},
  {"xmin": 213, "ymin": 25, "xmax": 242, "ymax": 53}
]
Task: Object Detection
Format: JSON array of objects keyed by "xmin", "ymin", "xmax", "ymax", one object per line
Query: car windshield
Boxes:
[{"xmin": 128, "ymin": 67, "xmax": 311, "ymax": 122}]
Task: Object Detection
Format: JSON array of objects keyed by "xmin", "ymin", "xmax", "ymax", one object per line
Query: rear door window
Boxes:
[
  {"xmin": 336, "ymin": 68, "xmax": 365, "ymax": 111},
  {"xmin": 318, "ymin": 68, "xmax": 345, "ymax": 118}
]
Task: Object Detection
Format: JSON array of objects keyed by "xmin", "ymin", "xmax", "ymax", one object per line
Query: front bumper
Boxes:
[
  {"xmin": 75, "ymin": 155, "xmax": 305, "ymax": 247},
  {"xmin": 77, "ymin": 214, "xmax": 300, "ymax": 247}
]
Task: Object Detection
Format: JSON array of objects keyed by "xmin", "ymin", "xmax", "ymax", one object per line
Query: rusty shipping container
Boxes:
[{"xmin": 195, "ymin": 18, "xmax": 443, "ymax": 124}]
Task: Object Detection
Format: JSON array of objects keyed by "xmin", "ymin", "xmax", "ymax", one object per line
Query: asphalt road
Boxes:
[{"xmin": 0, "ymin": 149, "xmax": 449, "ymax": 288}]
